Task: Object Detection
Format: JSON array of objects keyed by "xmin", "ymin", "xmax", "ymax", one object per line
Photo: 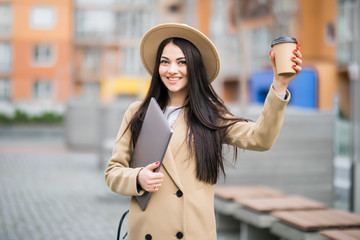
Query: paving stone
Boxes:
[
  {"xmin": 0, "ymin": 129, "xmax": 129, "ymax": 240},
  {"xmin": 0, "ymin": 126, "xmax": 246, "ymax": 239}
]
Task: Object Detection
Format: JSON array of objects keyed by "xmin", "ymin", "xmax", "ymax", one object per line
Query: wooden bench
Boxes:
[
  {"xmin": 237, "ymin": 195, "xmax": 327, "ymax": 212},
  {"xmin": 215, "ymin": 185, "xmax": 286, "ymax": 214},
  {"xmin": 215, "ymin": 185, "xmax": 286, "ymax": 239},
  {"xmin": 320, "ymin": 229, "xmax": 360, "ymax": 240},
  {"xmin": 271, "ymin": 209, "xmax": 360, "ymax": 240},
  {"xmin": 214, "ymin": 186, "xmax": 327, "ymax": 240},
  {"xmin": 234, "ymin": 195, "xmax": 327, "ymax": 240}
]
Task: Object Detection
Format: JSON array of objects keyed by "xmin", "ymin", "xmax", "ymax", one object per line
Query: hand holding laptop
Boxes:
[
  {"xmin": 137, "ymin": 161, "xmax": 164, "ymax": 192},
  {"xmin": 129, "ymin": 98, "xmax": 173, "ymax": 211}
]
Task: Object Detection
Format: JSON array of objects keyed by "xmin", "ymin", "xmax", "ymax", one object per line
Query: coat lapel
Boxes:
[{"xmin": 161, "ymin": 110, "xmax": 187, "ymax": 190}]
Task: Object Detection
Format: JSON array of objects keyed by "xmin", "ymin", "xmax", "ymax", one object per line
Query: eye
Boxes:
[
  {"xmin": 160, "ymin": 59, "xmax": 169, "ymax": 64},
  {"xmin": 178, "ymin": 60, "xmax": 186, "ymax": 65}
]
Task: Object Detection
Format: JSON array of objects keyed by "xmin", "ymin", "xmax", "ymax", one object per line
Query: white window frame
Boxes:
[
  {"xmin": 33, "ymin": 80, "xmax": 53, "ymax": 101},
  {"xmin": 337, "ymin": 0, "xmax": 354, "ymax": 64},
  {"xmin": 75, "ymin": 10, "xmax": 116, "ymax": 38},
  {"xmin": 31, "ymin": 43, "xmax": 57, "ymax": 67},
  {"xmin": 0, "ymin": 79, "xmax": 11, "ymax": 101},
  {"xmin": 0, "ymin": 5, "xmax": 12, "ymax": 35},
  {"xmin": 83, "ymin": 82, "xmax": 99, "ymax": 100},
  {"xmin": 0, "ymin": 42, "xmax": 12, "ymax": 72},
  {"xmin": 30, "ymin": 5, "xmax": 57, "ymax": 30},
  {"xmin": 84, "ymin": 48, "xmax": 100, "ymax": 72}
]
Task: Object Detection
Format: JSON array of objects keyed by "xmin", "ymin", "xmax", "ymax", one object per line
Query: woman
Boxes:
[{"xmin": 105, "ymin": 23, "xmax": 302, "ymax": 240}]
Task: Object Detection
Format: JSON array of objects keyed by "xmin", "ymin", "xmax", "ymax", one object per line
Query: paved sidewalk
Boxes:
[
  {"xmin": 0, "ymin": 126, "xmax": 130, "ymax": 240},
  {"xmin": 0, "ymin": 126, "xmax": 236, "ymax": 240}
]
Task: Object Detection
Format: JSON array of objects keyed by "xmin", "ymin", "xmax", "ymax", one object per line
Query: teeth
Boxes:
[{"xmin": 168, "ymin": 78, "xmax": 180, "ymax": 80}]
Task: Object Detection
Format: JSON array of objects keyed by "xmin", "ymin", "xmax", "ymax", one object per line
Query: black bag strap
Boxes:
[{"xmin": 117, "ymin": 209, "xmax": 129, "ymax": 240}]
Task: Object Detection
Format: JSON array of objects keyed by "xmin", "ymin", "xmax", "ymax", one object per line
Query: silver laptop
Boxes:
[{"xmin": 130, "ymin": 97, "xmax": 173, "ymax": 211}]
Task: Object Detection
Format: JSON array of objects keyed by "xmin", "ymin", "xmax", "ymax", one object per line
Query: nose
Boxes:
[{"xmin": 168, "ymin": 63, "xmax": 178, "ymax": 74}]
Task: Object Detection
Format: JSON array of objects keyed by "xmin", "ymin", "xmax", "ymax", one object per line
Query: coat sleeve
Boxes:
[
  {"xmin": 104, "ymin": 101, "xmax": 145, "ymax": 196},
  {"xmin": 225, "ymin": 85, "xmax": 290, "ymax": 151}
]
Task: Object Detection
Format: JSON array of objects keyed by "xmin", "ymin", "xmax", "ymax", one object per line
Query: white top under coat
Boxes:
[{"xmin": 164, "ymin": 106, "xmax": 182, "ymax": 128}]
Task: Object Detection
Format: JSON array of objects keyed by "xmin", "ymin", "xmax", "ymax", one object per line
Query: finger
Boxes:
[
  {"xmin": 145, "ymin": 185, "xmax": 156, "ymax": 192},
  {"xmin": 148, "ymin": 184, "xmax": 157, "ymax": 192},
  {"xmin": 154, "ymin": 183, "xmax": 162, "ymax": 191},
  {"xmin": 292, "ymin": 64, "xmax": 302, "ymax": 73},
  {"xmin": 293, "ymin": 49, "xmax": 302, "ymax": 58},
  {"xmin": 147, "ymin": 182, "xmax": 162, "ymax": 192},
  {"xmin": 145, "ymin": 161, "xmax": 161, "ymax": 171},
  {"xmin": 143, "ymin": 182, "xmax": 156, "ymax": 192},
  {"xmin": 269, "ymin": 50, "xmax": 276, "ymax": 72},
  {"xmin": 152, "ymin": 172, "xmax": 164, "ymax": 181},
  {"xmin": 270, "ymin": 50, "xmax": 275, "ymax": 63},
  {"xmin": 137, "ymin": 167, "xmax": 163, "ymax": 190},
  {"xmin": 291, "ymin": 56, "xmax": 302, "ymax": 66},
  {"xmin": 147, "ymin": 177, "xmax": 164, "ymax": 185},
  {"xmin": 145, "ymin": 170, "xmax": 164, "ymax": 180}
]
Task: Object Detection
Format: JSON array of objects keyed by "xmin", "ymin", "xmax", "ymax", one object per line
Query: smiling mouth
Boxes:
[{"xmin": 167, "ymin": 77, "xmax": 181, "ymax": 84}]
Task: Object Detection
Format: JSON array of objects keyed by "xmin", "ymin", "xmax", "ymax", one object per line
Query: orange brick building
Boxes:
[{"xmin": 6, "ymin": 0, "xmax": 73, "ymax": 103}]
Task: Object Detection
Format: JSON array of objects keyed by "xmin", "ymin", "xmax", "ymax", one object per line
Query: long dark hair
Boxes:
[{"xmin": 128, "ymin": 37, "xmax": 247, "ymax": 184}]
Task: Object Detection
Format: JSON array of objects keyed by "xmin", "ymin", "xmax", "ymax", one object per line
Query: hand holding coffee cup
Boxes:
[
  {"xmin": 271, "ymin": 36, "xmax": 299, "ymax": 75},
  {"xmin": 270, "ymin": 36, "xmax": 302, "ymax": 94}
]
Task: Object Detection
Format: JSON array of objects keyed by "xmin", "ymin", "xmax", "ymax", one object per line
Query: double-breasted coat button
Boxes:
[
  {"xmin": 145, "ymin": 234, "xmax": 152, "ymax": 240},
  {"xmin": 176, "ymin": 232, "xmax": 184, "ymax": 239},
  {"xmin": 176, "ymin": 190, "xmax": 183, "ymax": 198}
]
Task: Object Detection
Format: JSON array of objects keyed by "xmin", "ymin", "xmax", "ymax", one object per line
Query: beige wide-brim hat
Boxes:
[{"xmin": 140, "ymin": 23, "xmax": 220, "ymax": 82}]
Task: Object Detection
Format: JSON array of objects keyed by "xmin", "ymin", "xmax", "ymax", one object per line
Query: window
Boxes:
[
  {"xmin": 84, "ymin": 48, "xmax": 99, "ymax": 71},
  {"xmin": 83, "ymin": 82, "xmax": 99, "ymax": 100},
  {"xmin": 251, "ymin": 27, "xmax": 271, "ymax": 72},
  {"xmin": 0, "ymin": 42, "xmax": 12, "ymax": 72},
  {"xmin": 32, "ymin": 44, "xmax": 56, "ymax": 66},
  {"xmin": 33, "ymin": 80, "xmax": 53, "ymax": 100},
  {"xmin": 123, "ymin": 47, "xmax": 143, "ymax": 75},
  {"xmin": 75, "ymin": 10, "xmax": 116, "ymax": 38},
  {"xmin": 0, "ymin": 5, "xmax": 12, "ymax": 35},
  {"xmin": 30, "ymin": 5, "xmax": 57, "ymax": 30},
  {"xmin": 0, "ymin": 79, "xmax": 11, "ymax": 101},
  {"xmin": 76, "ymin": 0, "xmax": 119, "ymax": 5},
  {"xmin": 337, "ymin": 0, "xmax": 354, "ymax": 64},
  {"xmin": 325, "ymin": 22, "xmax": 335, "ymax": 45}
]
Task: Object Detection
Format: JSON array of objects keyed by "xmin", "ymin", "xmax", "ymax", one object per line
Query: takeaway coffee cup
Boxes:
[{"xmin": 271, "ymin": 36, "xmax": 298, "ymax": 75}]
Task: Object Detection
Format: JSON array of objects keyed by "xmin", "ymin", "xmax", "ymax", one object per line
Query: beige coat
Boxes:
[{"xmin": 105, "ymin": 85, "xmax": 290, "ymax": 240}]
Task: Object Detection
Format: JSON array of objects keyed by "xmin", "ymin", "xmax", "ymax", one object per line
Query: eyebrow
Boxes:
[{"xmin": 161, "ymin": 56, "xmax": 186, "ymax": 60}]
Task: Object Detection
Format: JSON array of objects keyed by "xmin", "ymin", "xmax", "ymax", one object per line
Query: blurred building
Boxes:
[
  {"xmin": 0, "ymin": 0, "xmax": 208, "ymax": 106},
  {"xmin": 73, "ymin": 0, "xmax": 156, "ymax": 102},
  {"xmin": 0, "ymin": 0, "xmax": 355, "ymax": 111},
  {"xmin": 2, "ymin": 0, "xmax": 358, "ymax": 214},
  {"xmin": 209, "ymin": 0, "xmax": 300, "ymax": 103},
  {"xmin": 73, "ymin": 0, "xmax": 212, "ymax": 102},
  {"xmin": 0, "ymin": 1, "xmax": 12, "ymax": 103},
  {"xmin": 208, "ymin": 0, "xmax": 345, "ymax": 111},
  {"xmin": 0, "ymin": 0, "xmax": 73, "ymax": 109}
]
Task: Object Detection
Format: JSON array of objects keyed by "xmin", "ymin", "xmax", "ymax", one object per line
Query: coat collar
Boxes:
[{"xmin": 161, "ymin": 109, "xmax": 187, "ymax": 190}]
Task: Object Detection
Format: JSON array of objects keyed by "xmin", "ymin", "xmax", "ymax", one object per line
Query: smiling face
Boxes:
[{"xmin": 159, "ymin": 42, "xmax": 188, "ymax": 106}]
